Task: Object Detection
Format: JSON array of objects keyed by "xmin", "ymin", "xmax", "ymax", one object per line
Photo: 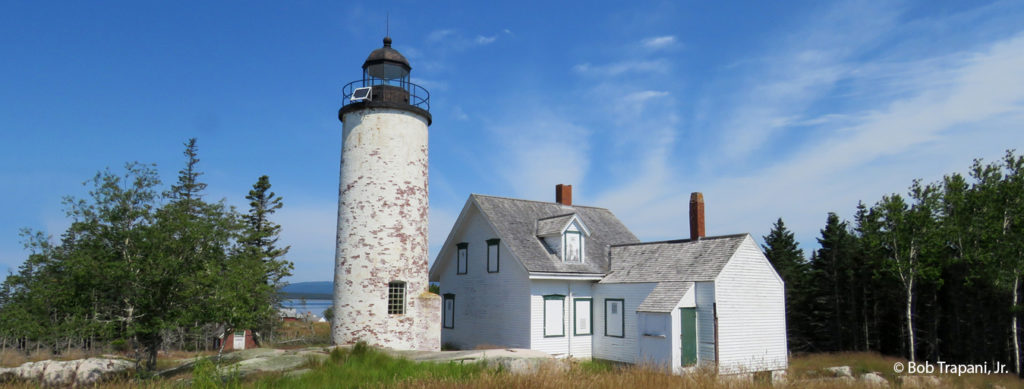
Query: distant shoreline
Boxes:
[{"xmin": 280, "ymin": 292, "xmax": 332, "ymax": 300}]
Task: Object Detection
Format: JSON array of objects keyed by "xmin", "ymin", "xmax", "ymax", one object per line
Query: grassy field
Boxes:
[{"xmin": 3, "ymin": 344, "xmax": 1023, "ymax": 388}]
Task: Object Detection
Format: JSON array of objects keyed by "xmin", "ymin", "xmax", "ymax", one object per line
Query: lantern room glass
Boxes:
[{"xmin": 364, "ymin": 63, "xmax": 409, "ymax": 90}]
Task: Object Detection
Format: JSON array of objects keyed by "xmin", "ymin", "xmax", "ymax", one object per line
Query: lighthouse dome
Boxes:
[{"xmin": 362, "ymin": 37, "xmax": 411, "ymax": 80}]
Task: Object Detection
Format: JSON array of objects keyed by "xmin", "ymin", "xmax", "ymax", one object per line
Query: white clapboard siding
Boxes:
[
  {"xmin": 638, "ymin": 312, "xmax": 672, "ymax": 369},
  {"xmin": 714, "ymin": 236, "xmax": 787, "ymax": 373},
  {"xmin": 438, "ymin": 205, "xmax": 531, "ymax": 350},
  {"xmin": 668, "ymin": 286, "xmax": 696, "ymax": 373},
  {"xmin": 529, "ymin": 280, "xmax": 594, "ymax": 358},
  {"xmin": 694, "ymin": 281, "xmax": 717, "ymax": 365},
  {"xmin": 592, "ymin": 283, "xmax": 657, "ymax": 363}
]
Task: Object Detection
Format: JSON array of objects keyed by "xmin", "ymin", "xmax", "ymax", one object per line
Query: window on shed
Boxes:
[
  {"xmin": 456, "ymin": 242, "xmax": 468, "ymax": 275},
  {"xmin": 543, "ymin": 295, "xmax": 565, "ymax": 337},
  {"xmin": 605, "ymin": 299, "xmax": 624, "ymax": 337},
  {"xmin": 487, "ymin": 239, "xmax": 500, "ymax": 273},
  {"xmin": 443, "ymin": 294, "xmax": 455, "ymax": 328},
  {"xmin": 388, "ymin": 281, "xmax": 406, "ymax": 315}
]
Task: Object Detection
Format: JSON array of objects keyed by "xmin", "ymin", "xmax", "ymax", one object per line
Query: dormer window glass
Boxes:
[
  {"xmin": 537, "ymin": 214, "xmax": 589, "ymax": 263},
  {"xmin": 563, "ymin": 222, "xmax": 584, "ymax": 263}
]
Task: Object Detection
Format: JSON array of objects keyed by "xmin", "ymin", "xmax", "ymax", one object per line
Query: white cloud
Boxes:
[
  {"xmin": 427, "ymin": 29, "xmax": 456, "ymax": 43},
  {"xmin": 486, "ymin": 114, "xmax": 591, "ymax": 200},
  {"xmin": 642, "ymin": 35, "xmax": 676, "ymax": 50},
  {"xmin": 452, "ymin": 105, "xmax": 469, "ymax": 121},
  {"xmin": 706, "ymin": 3, "xmax": 901, "ymax": 163},
  {"xmin": 593, "ymin": 32, "xmax": 1024, "ymax": 251},
  {"xmin": 426, "ymin": 29, "xmax": 500, "ymax": 51},
  {"xmin": 572, "ymin": 59, "xmax": 671, "ymax": 77},
  {"xmin": 475, "ymin": 35, "xmax": 497, "ymax": 45},
  {"xmin": 623, "ymin": 90, "xmax": 668, "ymax": 102},
  {"xmin": 412, "ymin": 78, "xmax": 448, "ymax": 91}
]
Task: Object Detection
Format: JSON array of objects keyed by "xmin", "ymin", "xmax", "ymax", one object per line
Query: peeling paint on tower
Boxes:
[{"xmin": 332, "ymin": 37, "xmax": 440, "ymax": 351}]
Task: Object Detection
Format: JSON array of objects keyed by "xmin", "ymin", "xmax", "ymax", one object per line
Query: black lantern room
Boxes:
[
  {"xmin": 363, "ymin": 37, "xmax": 411, "ymax": 86},
  {"xmin": 339, "ymin": 37, "xmax": 431, "ymax": 123}
]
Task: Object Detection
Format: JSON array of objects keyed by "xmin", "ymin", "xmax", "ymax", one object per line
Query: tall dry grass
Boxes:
[{"xmin": 0, "ymin": 349, "xmax": 27, "ymax": 367}]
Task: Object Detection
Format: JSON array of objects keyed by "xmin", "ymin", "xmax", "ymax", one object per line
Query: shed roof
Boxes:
[
  {"xmin": 637, "ymin": 282, "xmax": 694, "ymax": 313},
  {"xmin": 601, "ymin": 234, "xmax": 748, "ymax": 283},
  {"xmin": 472, "ymin": 194, "xmax": 639, "ymax": 274}
]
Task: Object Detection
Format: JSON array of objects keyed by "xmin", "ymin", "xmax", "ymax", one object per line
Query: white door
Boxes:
[{"xmin": 233, "ymin": 330, "xmax": 246, "ymax": 350}]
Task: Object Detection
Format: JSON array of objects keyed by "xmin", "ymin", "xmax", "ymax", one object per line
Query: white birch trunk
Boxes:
[
  {"xmin": 1005, "ymin": 211, "xmax": 1019, "ymax": 374},
  {"xmin": 906, "ymin": 274, "xmax": 915, "ymax": 362},
  {"xmin": 1013, "ymin": 275, "xmax": 1020, "ymax": 374}
]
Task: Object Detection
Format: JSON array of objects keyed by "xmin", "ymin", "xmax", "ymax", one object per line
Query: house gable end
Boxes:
[
  {"xmin": 715, "ymin": 234, "xmax": 784, "ymax": 288},
  {"xmin": 430, "ymin": 195, "xmax": 531, "ymax": 282}
]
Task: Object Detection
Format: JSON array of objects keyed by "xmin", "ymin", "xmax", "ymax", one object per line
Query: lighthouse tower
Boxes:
[{"xmin": 332, "ymin": 37, "xmax": 440, "ymax": 351}]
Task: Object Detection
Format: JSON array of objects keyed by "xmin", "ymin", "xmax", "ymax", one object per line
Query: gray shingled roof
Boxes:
[
  {"xmin": 536, "ymin": 214, "xmax": 576, "ymax": 237},
  {"xmin": 637, "ymin": 282, "xmax": 694, "ymax": 313},
  {"xmin": 601, "ymin": 234, "xmax": 748, "ymax": 283},
  {"xmin": 472, "ymin": 194, "xmax": 639, "ymax": 274}
]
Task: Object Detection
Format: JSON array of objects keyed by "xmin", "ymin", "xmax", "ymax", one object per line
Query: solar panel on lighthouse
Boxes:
[{"xmin": 351, "ymin": 87, "xmax": 372, "ymax": 102}]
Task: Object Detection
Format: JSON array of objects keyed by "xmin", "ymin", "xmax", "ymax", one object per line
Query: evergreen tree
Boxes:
[
  {"xmin": 211, "ymin": 175, "xmax": 293, "ymax": 348},
  {"xmin": 0, "ymin": 139, "xmax": 294, "ymax": 370},
  {"xmin": 807, "ymin": 213, "xmax": 854, "ymax": 351},
  {"xmin": 761, "ymin": 218, "xmax": 808, "ymax": 350},
  {"xmin": 243, "ymin": 175, "xmax": 289, "ymax": 263}
]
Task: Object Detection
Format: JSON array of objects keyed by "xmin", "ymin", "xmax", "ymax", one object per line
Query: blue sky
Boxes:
[{"xmin": 2, "ymin": 1, "xmax": 1023, "ymax": 283}]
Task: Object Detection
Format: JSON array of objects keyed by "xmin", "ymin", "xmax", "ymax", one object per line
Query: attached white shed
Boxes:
[{"xmin": 601, "ymin": 234, "xmax": 787, "ymax": 374}]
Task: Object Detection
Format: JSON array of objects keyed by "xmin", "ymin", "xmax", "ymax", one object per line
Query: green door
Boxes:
[{"xmin": 681, "ymin": 308, "xmax": 697, "ymax": 366}]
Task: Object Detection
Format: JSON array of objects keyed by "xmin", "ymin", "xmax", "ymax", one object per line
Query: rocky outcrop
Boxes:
[
  {"xmin": 859, "ymin": 372, "xmax": 890, "ymax": 387},
  {"xmin": 0, "ymin": 357, "xmax": 134, "ymax": 387},
  {"xmin": 901, "ymin": 374, "xmax": 943, "ymax": 388},
  {"xmin": 825, "ymin": 365, "xmax": 853, "ymax": 377},
  {"xmin": 227, "ymin": 350, "xmax": 327, "ymax": 377},
  {"xmin": 396, "ymin": 347, "xmax": 563, "ymax": 375}
]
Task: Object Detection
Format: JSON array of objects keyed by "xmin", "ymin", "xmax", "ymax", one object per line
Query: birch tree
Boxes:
[
  {"xmin": 972, "ymin": 151, "xmax": 1024, "ymax": 374},
  {"xmin": 874, "ymin": 181, "xmax": 942, "ymax": 362}
]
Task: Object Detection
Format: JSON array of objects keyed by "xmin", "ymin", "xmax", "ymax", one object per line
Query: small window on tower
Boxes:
[{"xmin": 388, "ymin": 281, "xmax": 406, "ymax": 315}]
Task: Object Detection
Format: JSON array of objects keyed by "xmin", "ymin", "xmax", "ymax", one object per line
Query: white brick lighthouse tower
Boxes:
[{"xmin": 332, "ymin": 37, "xmax": 440, "ymax": 351}]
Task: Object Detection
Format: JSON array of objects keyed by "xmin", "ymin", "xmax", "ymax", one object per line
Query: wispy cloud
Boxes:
[
  {"xmin": 572, "ymin": 59, "xmax": 671, "ymax": 76},
  {"xmin": 596, "ymin": 31, "xmax": 1024, "ymax": 247},
  {"xmin": 486, "ymin": 113, "xmax": 591, "ymax": 200},
  {"xmin": 426, "ymin": 29, "xmax": 501, "ymax": 51},
  {"xmin": 475, "ymin": 35, "xmax": 497, "ymax": 45},
  {"xmin": 641, "ymin": 35, "xmax": 676, "ymax": 50},
  {"xmin": 703, "ymin": 3, "xmax": 900, "ymax": 164},
  {"xmin": 427, "ymin": 29, "xmax": 456, "ymax": 43},
  {"xmin": 452, "ymin": 105, "xmax": 469, "ymax": 121}
]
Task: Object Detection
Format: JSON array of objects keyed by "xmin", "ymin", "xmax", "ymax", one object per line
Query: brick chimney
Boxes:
[
  {"xmin": 689, "ymin": 192, "xmax": 705, "ymax": 240},
  {"xmin": 556, "ymin": 184, "xmax": 572, "ymax": 206}
]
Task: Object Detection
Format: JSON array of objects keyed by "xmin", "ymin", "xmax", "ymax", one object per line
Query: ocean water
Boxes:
[{"xmin": 281, "ymin": 298, "xmax": 332, "ymax": 318}]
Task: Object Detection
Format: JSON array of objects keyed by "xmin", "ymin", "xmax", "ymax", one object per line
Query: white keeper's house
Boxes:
[{"xmin": 429, "ymin": 185, "xmax": 787, "ymax": 376}]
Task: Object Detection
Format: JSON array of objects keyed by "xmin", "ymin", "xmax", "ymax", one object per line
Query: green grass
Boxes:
[
  {"xmin": 5, "ymin": 345, "xmax": 1023, "ymax": 388},
  {"xmin": 243, "ymin": 342, "xmax": 488, "ymax": 388}
]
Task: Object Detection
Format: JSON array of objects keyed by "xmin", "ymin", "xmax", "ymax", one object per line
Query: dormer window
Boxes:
[
  {"xmin": 563, "ymin": 222, "xmax": 583, "ymax": 262},
  {"xmin": 536, "ymin": 214, "xmax": 590, "ymax": 264}
]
